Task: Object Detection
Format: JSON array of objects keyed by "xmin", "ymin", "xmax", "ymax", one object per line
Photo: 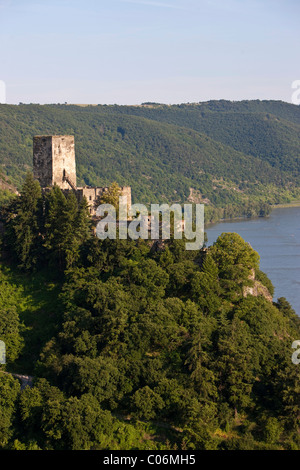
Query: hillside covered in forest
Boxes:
[
  {"xmin": 0, "ymin": 100, "xmax": 300, "ymax": 222},
  {"xmin": 0, "ymin": 175, "xmax": 299, "ymax": 450}
]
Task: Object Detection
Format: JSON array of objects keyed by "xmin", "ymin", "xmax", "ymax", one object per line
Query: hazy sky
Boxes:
[{"xmin": 0, "ymin": 0, "xmax": 299, "ymax": 104}]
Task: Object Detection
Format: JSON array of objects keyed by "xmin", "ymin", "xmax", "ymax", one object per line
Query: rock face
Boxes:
[
  {"xmin": 0, "ymin": 175, "xmax": 18, "ymax": 194},
  {"xmin": 243, "ymin": 268, "xmax": 273, "ymax": 303}
]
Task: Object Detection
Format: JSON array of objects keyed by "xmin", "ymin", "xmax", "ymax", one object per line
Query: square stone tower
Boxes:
[{"xmin": 33, "ymin": 135, "xmax": 76, "ymax": 190}]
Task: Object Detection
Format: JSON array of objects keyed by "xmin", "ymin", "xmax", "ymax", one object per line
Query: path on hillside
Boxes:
[{"xmin": 0, "ymin": 370, "xmax": 33, "ymax": 390}]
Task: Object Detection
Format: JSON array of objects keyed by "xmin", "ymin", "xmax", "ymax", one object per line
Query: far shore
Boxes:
[
  {"xmin": 204, "ymin": 215, "xmax": 263, "ymax": 229},
  {"xmin": 205, "ymin": 201, "xmax": 300, "ymax": 228},
  {"xmin": 271, "ymin": 201, "xmax": 300, "ymax": 209}
]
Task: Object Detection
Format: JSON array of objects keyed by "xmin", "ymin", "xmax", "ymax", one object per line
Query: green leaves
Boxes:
[
  {"xmin": 1, "ymin": 193, "xmax": 300, "ymax": 450},
  {"xmin": 131, "ymin": 386, "xmax": 165, "ymax": 420},
  {"xmin": 2, "ymin": 177, "xmax": 92, "ymax": 273},
  {"xmin": 0, "ymin": 374, "xmax": 20, "ymax": 448},
  {"xmin": 44, "ymin": 186, "xmax": 91, "ymax": 271},
  {"xmin": 3, "ymin": 173, "xmax": 42, "ymax": 270},
  {"xmin": 0, "ymin": 271, "xmax": 24, "ymax": 364},
  {"xmin": 1, "ymin": 101, "xmax": 300, "ymax": 224},
  {"xmin": 209, "ymin": 233, "xmax": 260, "ymax": 299}
]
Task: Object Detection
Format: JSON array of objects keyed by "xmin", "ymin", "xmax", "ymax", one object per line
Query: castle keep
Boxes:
[{"xmin": 33, "ymin": 135, "xmax": 131, "ymax": 215}]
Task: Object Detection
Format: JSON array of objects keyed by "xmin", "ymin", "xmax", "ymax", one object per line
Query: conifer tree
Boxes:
[
  {"xmin": 191, "ymin": 252, "xmax": 222, "ymax": 315},
  {"xmin": 43, "ymin": 186, "xmax": 79, "ymax": 270},
  {"xmin": 75, "ymin": 196, "xmax": 92, "ymax": 246},
  {"xmin": 3, "ymin": 173, "xmax": 43, "ymax": 270},
  {"xmin": 44, "ymin": 187, "xmax": 92, "ymax": 271},
  {"xmin": 43, "ymin": 184, "xmax": 69, "ymax": 270}
]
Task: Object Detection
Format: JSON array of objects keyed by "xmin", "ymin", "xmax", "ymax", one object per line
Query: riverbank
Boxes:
[
  {"xmin": 205, "ymin": 206, "xmax": 300, "ymax": 316},
  {"xmin": 271, "ymin": 201, "xmax": 300, "ymax": 209},
  {"xmin": 204, "ymin": 214, "xmax": 268, "ymax": 229}
]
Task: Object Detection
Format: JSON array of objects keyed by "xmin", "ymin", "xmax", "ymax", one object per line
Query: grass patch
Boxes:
[{"xmin": 0, "ymin": 262, "xmax": 63, "ymax": 375}]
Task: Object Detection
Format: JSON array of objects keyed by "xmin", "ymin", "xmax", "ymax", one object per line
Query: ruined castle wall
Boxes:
[
  {"xmin": 76, "ymin": 186, "xmax": 132, "ymax": 216},
  {"xmin": 52, "ymin": 136, "xmax": 76, "ymax": 189},
  {"xmin": 76, "ymin": 187, "xmax": 99, "ymax": 214},
  {"xmin": 33, "ymin": 135, "xmax": 76, "ymax": 190},
  {"xmin": 121, "ymin": 186, "xmax": 132, "ymax": 213},
  {"xmin": 33, "ymin": 135, "xmax": 131, "ymax": 219},
  {"xmin": 33, "ymin": 136, "xmax": 53, "ymax": 187}
]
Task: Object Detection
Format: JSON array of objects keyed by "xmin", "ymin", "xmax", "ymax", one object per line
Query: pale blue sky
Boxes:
[{"xmin": 0, "ymin": 0, "xmax": 299, "ymax": 104}]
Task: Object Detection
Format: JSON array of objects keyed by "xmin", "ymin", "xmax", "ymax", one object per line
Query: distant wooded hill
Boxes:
[{"xmin": 0, "ymin": 100, "xmax": 299, "ymax": 222}]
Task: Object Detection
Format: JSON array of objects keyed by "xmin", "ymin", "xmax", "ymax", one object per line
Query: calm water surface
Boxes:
[{"xmin": 205, "ymin": 207, "xmax": 300, "ymax": 316}]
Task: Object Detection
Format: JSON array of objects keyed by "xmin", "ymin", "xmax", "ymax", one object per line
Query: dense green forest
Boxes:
[
  {"xmin": 0, "ymin": 100, "xmax": 300, "ymax": 223},
  {"xmin": 0, "ymin": 175, "xmax": 299, "ymax": 450}
]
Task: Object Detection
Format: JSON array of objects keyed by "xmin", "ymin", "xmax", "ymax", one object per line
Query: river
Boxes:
[{"xmin": 205, "ymin": 206, "xmax": 300, "ymax": 316}]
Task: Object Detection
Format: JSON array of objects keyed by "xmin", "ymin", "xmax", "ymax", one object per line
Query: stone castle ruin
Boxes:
[{"xmin": 33, "ymin": 135, "xmax": 131, "ymax": 216}]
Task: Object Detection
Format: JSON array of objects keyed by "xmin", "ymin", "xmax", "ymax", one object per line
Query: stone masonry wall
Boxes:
[
  {"xmin": 52, "ymin": 136, "xmax": 76, "ymax": 189},
  {"xmin": 33, "ymin": 135, "xmax": 76, "ymax": 189},
  {"xmin": 33, "ymin": 135, "xmax": 131, "ymax": 218},
  {"xmin": 33, "ymin": 136, "xmax": 53, "ymax": 187}
]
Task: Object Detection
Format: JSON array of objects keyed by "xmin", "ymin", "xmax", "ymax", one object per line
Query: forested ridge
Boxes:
[
  {"xmin": 0, "ymin": 175, "xmax": 299, "ymax": 450},
  {"xmin": 0, "ymin": 100, "xmax": 300, "ymax": 223}
]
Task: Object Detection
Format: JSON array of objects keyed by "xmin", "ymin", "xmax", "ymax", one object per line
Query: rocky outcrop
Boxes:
[
  {"xmin": 243, "ymin": 269, "xmax": 273, "ymax": 302},
  {"xmin": 0, "ymin": 175, "xmax": 18, "ymax": 194}
]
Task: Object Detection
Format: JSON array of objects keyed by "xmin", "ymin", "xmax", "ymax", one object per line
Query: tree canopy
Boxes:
[{"xmin": 0, "ymin": 176, "xmax": 299, "ymax": 450}]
